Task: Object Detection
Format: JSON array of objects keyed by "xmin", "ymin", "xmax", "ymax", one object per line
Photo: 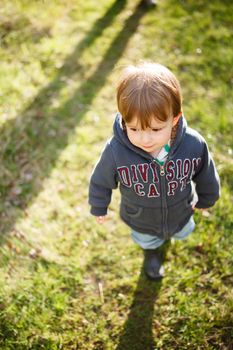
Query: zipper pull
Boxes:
[{"xmin": 160, "ymin": 165, "xmax": 165, "ymax": 176}]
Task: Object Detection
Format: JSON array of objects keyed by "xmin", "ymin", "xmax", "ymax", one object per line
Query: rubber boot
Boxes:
[
  {"xmin": 143, "ymin": 246, "xmax": 164, "ymax": 280},
  {"xmin": 143, "ymin": 0, "xmax": 157, "ymax": 7}
]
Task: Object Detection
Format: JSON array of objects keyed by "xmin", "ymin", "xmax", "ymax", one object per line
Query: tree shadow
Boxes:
[
  {"xmin": 116, "ymin": 242, "xmax": 170, "ymax": 350},
  {"xmin": 0, "ymin": 1, "xmax": 147, "ymax": 240}
]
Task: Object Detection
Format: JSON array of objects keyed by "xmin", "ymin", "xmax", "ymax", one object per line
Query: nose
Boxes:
[{"xmin": 140, "ymin": 131, "xmax": 151, "ymax": 145}]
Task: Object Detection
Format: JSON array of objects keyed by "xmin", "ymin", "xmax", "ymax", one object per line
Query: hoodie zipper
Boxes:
[
  {"xmin": 160, "ymin": 165, "xmax": 165, "ymax": 176},
  {"xmin": 152, "ymin": 158, "xmax": 166, "ymax": 176},
  {"xmin": 152, "ymin": 159, "xmax": 169, "ymax": 239},
  {"xmin": 160, "ymin": 162, "xmax": 169, "ymax": 240}
]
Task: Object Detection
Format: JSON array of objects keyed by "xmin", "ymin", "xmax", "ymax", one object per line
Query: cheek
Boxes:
[
  {"xmin": 156, "ymin": 130, "xmax": 171, "ymax": 143},
  {"xmin": 127, "ymin": 133, "xmax": 137, "ymax": 144},
  {"xmin": 163, "ymin": 128, "xmax": 172, "ymax": 138}
]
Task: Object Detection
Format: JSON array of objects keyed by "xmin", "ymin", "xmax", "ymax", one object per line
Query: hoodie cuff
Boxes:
[
  {"xmin": 195, "ymin": 200, "xmax": 214, "ymax": 209},
  {"xmin": 90, "ymin": 206, "xmax": 107, "ymax": 216}
]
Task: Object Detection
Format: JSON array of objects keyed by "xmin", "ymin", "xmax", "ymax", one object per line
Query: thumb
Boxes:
[{"xmin": 96, "ymin": 216, "xmax": 106, "ymax": 224}]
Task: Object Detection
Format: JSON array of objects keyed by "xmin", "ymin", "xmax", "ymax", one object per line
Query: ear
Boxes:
[{"xmin": 172, "ymin": 112, "xmax": 182, "ymax": 126}]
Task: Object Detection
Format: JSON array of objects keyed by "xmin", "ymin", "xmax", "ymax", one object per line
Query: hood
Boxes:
[{"xmin": 113, "ymin": 113, "xmax": 187, "ymax": 160}]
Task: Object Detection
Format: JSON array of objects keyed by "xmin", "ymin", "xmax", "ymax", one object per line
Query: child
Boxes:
[{"xmin": 88, "ymin": 62, "xmax": 220, "ymax": 280}]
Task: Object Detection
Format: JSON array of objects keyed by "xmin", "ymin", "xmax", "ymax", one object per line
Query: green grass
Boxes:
[{"xmin": 0, "ymin": 0, "xmax": 233, "ymax": 349}]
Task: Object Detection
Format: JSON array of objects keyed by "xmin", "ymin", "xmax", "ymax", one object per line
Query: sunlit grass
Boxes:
[{"xmin": 0, "ymin": 0, "xmax": 232, "ymax": 349}]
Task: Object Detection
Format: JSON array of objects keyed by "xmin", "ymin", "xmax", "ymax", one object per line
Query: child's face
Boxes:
[{"xmin": 125, "ymin": 115, "xmax": 178, "ymax": 155}]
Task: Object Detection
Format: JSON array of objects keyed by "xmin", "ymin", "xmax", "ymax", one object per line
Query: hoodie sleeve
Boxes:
[
  {"xmin": 193, "ymin": 140, "xmax": 220, "ymax": 209},
  {"xmin": 88, "ymin": 141, "xmax": 118, "ymax": 216}
]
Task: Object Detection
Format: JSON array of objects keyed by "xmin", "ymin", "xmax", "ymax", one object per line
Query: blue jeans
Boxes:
[{"xmin": 131, "ymin": 216, "xmax": 195, "ymax": 249}]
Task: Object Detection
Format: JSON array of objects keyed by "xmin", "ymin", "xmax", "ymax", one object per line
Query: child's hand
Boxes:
[
  {"xmin": 192, "ymin": 205, "xmax": 205, "ymax": 211},
  {"xmin": 192, "ymin": 205, "xmax": 209, "ymax": 215},
  {"xmin": 96, "ymin": 216, "xmax": 106, "ymax": 224}
]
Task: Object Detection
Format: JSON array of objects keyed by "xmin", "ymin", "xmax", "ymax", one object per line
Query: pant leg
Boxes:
[
  {"xmin": 131, "ymin": 230, "xmax": 165, "ymax": 249},
  {"xmin": 172, "ymin": 216, "xmax": 195, "ymax": 240},
  {"xmin": 131, "ymin": 216, "xmax": 195, "ymax": 248}
]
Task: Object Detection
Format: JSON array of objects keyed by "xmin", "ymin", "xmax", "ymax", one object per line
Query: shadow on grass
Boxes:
[
  {"xmin": 0, "ymin": 0, "xmax": 147, "ymax": 240},
  {"xmin": 116, "ymin": 243, "xmax": 170, "ymax": 350}
]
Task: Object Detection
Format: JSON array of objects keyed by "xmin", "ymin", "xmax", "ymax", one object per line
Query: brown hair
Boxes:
[{"xmin": 117, "ymin": 62, "xmax": 182, "ymax": 130}]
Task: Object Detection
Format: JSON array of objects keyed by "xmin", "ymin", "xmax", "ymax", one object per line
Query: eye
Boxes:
[
  {"xmin": 152, "ymin": 128, "xmax": 162, "ymax": 132},
  {"xmin": 130, "ymin": 128, "xmax": 138, "ymax": 132}
]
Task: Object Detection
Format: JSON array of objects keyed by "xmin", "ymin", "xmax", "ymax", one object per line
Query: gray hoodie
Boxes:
[{"xmin": 89, "ymin": 114, "xmax": 220, "ymax": 239}]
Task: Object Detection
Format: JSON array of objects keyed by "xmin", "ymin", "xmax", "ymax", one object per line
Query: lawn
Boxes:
[{"xmin": 0, "ymin": 0, "xmax": 233, "ymax": 349}]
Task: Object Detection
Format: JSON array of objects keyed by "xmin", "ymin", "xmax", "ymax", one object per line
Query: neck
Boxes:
[{"xmin": 150, "ymin": 147, "xmax": 162, "ymax": 158}]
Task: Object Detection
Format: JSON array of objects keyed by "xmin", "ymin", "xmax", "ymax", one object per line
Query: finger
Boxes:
[{"xmin": 97, "ymin": 216, "xmax": 105, "ymax": 224}]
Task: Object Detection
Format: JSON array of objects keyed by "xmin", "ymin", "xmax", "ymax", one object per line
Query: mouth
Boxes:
[{"xmin": 142, "ymin": 145, "xmax": 154, "ymax": 149}]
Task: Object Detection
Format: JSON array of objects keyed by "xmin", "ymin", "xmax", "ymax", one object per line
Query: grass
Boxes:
[{"xmin": 0, "ymin": 0, "xmax": 233, "ymax": 349}]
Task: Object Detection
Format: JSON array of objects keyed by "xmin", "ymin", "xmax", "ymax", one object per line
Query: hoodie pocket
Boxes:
[
  {"xmin": 168, "ymin": 197, "xmax": 194, "ymax": 234},
  {"xmin": 124, "ymin": 204, "xmax": 143, "ymax": 218},
  {"xmin": 120, "ymin": 202, "xmax": 162, "ymax": 233}
]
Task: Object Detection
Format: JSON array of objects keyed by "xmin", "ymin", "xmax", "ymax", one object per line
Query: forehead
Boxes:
[{"xmin": 126, "ymin": 115, "xmax": 168, "ymax": 128}]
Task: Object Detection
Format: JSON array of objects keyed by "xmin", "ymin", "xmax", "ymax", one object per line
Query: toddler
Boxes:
[{"xmin": 88, "ymin": 62, "xmax": 220, "ymax": 280}]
